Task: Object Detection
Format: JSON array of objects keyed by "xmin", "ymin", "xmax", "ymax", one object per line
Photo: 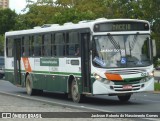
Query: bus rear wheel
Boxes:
[
  {"xmin": 71, "ymin": 80, "xmax": 83, "ymax": 103},
  {"xmin": 118, "ymin": 94, "xmax": 131, "ymax": 102},
  {"xmin": 26, "ymin": 75, "xmax": 36, "ymax": 95}
]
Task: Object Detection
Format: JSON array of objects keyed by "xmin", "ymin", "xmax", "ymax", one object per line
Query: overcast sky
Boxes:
[{"xmin": 9, "ymin": 0, "xmax": 27, "ymax": 14}]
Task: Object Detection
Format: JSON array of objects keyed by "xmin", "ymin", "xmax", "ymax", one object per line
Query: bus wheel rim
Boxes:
[
  {"xmin": 72, "ymin": 82, "xmax": 79, "ymax": 101},
  {"xmin": 26, "ymin": 78, "xmax": 31, "ymax": 94}
]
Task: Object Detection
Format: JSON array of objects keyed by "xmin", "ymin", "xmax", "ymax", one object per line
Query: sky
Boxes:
[{"xmin": 9, "ymin": 0, "xmax": 27, "ymax": 14}]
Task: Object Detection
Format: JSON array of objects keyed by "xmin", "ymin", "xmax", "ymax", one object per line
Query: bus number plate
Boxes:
[{"xmin": 123, "ymin": 85, "xmax": 132, "ymax": 90}]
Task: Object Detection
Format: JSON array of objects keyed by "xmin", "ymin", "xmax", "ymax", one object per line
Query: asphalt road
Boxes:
[
  {"xmin": 0, "ymin": 80, "xmax": 135, "ymax": 121},
  {"xmin": 0, "ymin": 91, "xmax": 133, "ymax": 121},
  {"xmin": 0, "ymin": 79, "xmax": 160, "ymax": 121}
]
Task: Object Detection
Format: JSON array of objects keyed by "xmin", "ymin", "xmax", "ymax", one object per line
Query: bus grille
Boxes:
[
  {"xmin": 107, "ymin": 69, "xmax": 146, "ymax": 75},
  {"xmin": 112, "ymin": 81, "xmax": 141, "ymax": 91}
]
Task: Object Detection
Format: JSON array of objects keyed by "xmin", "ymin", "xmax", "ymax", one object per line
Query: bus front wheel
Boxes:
[
  {"xmin": 71, "ymin": 80, "xmax": 82, "ymax": 103},
  {"xmin": 118, "ymin": 94, "xmax": 131, "ymax": 102},
  {"xmin": 26, "ymin": 75, "xmax": 36, "ymax": 95}
]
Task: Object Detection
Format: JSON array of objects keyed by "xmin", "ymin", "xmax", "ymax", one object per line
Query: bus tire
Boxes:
[
  {"xmin": 118, "ymin": 94, "xmax": 131, "ymax": 102},
  {"xmin": 26, "ymin": 75, "xmax": 36, "ymax": 96},
  {"xmin": 71, "ymin": 80, "xmax": 82, "ymax": 103},
  {"xmin": 35, "ymin": 89, "xmax": 43, "ymax": 95}
]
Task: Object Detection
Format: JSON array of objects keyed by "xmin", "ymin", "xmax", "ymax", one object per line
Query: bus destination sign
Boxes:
[
  {"xmin": 112, "ymin": 24, "xmax": 131, "ymax": 31},
  {"xmin": 94, "ymin": 21, "xmax": 149, "ymax": 32}
]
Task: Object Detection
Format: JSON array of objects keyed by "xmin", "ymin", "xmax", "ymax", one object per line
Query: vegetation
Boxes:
[
  {"xmin": 0, "ymin": 0, "xmax": 160, "ymax": 59},
  {"xmin": 155, "ymin": 83, "xmax": 160, "ymax": 91}
]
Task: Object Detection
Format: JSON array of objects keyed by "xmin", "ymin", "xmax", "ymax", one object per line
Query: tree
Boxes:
[
  {"xmin": 0, "ymin": 35, "xmax": 4, "ymax": 56},
  {"xmin": 0, "ymin": 9, "xmax": 17, "ymax": 56},
  {"xmin": 16, "ymin": 0, "xmax": 160, "ymax": 59},
  {"xmin": 23, "ymin": 0, "xmax": 107, "ymax": 27},
  {"xmin": 140, "ymin": 0, "xmax": 160, "ymax": 57},
  {"xmin": 15, "ymin": 5, "xmax": 59, "ymax": 29},
  {"xmin": 0, "ymin": 9, "xmax": 17, "ymax": 34}
]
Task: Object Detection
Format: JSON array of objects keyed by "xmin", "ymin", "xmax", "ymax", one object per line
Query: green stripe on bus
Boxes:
[
  {"xmin": 32, "ymin": 71, "xmax": 81, "ymax": 76},
  {"xmin": 5, "ymin": 69, "xmax": 81, "ymax": 76},
  {"xmin": 124, "ymin": 77, "xmax": 144, "ymax": 82}
]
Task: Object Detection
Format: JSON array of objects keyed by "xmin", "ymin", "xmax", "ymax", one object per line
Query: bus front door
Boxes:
[
  {"xmin": 13, "ymin": 38, "xmax": 22, "ymax": 86},
  {"xmin": 81, "ymin": 32, "xmax": 91, "ymax": 93}
]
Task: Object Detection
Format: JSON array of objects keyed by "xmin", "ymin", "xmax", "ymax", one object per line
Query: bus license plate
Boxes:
[{"xmin": 123, "ymin": 85, "xmax": 132, "ymax": 90}]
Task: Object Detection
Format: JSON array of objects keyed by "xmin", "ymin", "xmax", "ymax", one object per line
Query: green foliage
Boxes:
[
  {"xmin": 53, "ymin": 0, "xmax": 107, "ymax": 24},
  {"xmin": 0, "ymin": 0, "xmax": 160, "ymax": 58},
  {"xmin": 155, "ymin": 83, "xmax": 160, "ymax": 91},
  {"xmin": 0, "ymin": 9, "xmax": 17, "ymax": 34},
  {"xmin": 52, "ymin": 8, "xmax": 97, "ymax": 24},
  {"xmin": 154, "ymin": 59, "xmax": 160, "ymax": 67},
  {"xmin": 0, "ymin": 9, "xmax": 17, "ymax": 55},
  {"xmin": 15, "ymin": 5, "xmax": 58, "ymax": 29},
  {"xmin": 0, "ymin": 35, "xmax": 4, "ymax": 56}
]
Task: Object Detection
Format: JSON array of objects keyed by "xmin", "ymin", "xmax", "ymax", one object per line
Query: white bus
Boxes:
[{"xmin": 5, "ymin": 18, "xmax": 155, "ymax": 103}]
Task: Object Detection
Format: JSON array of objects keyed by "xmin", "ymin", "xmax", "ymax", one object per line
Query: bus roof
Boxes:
[{"xmin": 5, "ymin": 18, "xmax": 149, "ymax": 37}]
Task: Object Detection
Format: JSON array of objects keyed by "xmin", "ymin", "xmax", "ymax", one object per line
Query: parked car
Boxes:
[
  {"xmin": 156, "ymin": 66, "xmax": 160, "ymax": 70},
  {"xmin": 0, "ymin": 56, "xmax": 4, "ymax": 79}
]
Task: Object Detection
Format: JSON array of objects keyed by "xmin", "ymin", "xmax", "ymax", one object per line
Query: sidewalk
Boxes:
[
  {"xmin": 154, "ymin": 70, "xmax": 160, "ymax": 83},
  {"xmin": 154, "ymin": 70, "xmax": 160, "ymax": 93}
]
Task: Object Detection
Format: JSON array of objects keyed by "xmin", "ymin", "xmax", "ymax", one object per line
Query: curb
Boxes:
[{"xmin": 153, "ymin": 91, "xmax": 160, "ymax": 94}]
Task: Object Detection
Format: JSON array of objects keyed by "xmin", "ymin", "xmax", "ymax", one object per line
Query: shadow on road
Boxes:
[{"xmin": 26, "ymin": 91, "xmax": 141, "ymax": 106}]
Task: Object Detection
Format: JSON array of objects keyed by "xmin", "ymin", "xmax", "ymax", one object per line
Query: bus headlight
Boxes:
[
  {"xmin": 93, "ymin": 73, "xmax": 110, "ymax": 84},
  {"xmin": 149, "ymin": 71, "xmax": 154, "ymax": 77},
  {"xmin": 93, "ymin": 73, "xmax": 102, "ymax": 81}
]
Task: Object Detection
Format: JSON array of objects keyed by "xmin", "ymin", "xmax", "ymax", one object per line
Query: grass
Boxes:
[{"xmin": 154, "ymin": 82, "xmax": 160, "ymax": 91}]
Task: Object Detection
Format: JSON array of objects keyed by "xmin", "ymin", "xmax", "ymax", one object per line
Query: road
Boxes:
[
  {"xmin": 1, "ymin": 92, "xmax": 130, "ymax": 121},
  {"xmin": 0, "ymin": 79, "xmax": 160, "ymax": 121}
]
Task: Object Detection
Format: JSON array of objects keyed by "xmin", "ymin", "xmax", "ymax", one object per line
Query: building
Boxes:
[{"xmin": 0, "ymin": 0, "xmax": 9, "ymax": 9}]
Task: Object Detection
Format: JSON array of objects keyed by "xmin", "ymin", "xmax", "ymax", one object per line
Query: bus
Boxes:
[{"xmin": 5, "ymin": 18, "xmax": 155, "ymax": 103}]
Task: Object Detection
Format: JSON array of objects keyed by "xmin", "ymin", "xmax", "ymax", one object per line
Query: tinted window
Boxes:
[
  {"xmin": 0, "ymin": 58, "xmax": 4, "ymax": 66},
  {"xmin": 6, "ymin": 38, "xmax": 14, "ymax": 57}
]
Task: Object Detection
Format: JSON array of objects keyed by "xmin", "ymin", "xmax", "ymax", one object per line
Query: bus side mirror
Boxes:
[{"xmin": 152, "ymin": 39, "xmax": 156, "ymax": 57}]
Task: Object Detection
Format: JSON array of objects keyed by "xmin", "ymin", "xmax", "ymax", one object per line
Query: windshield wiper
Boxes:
[
  {"xmin": 130, "ymin": 32, "xmax": 139, "ymax": 50},
  {"xmin": 107, "ymin": 33, "xmax": 120, "ymax": 50},
  {"xmin": 128, "ymin": 32, "xmax": 139, "ymax": 57},
  {"xmin": 107, "ymin": 33, "xmax": 122, "ymax": 57}
]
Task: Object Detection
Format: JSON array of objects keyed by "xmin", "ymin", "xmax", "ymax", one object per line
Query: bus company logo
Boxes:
[{"xmin": 40, "ymin": 58, "xmax": 59, "ymax": 66}]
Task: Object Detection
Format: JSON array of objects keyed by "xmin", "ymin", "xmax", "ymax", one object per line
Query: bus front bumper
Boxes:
[{"xmin": 92, "ymin": 78, "xmax": 154, "ymax": 95}]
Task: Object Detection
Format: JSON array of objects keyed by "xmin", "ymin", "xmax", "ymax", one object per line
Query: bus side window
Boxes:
[
  {"xmin": 67, "ymin": 32, "xmax": 79, "ymax": 56},
  {"xmin": 51, "ymin": 34, "xmax": 55, "ymax": 56},
  {"xmin": 33, "ymin": 35, "xmax": 42, "ymax": 56},
  {"xmin": 55, "ymin": 33, "xmax": 65, "ymax": 56},
  {"xmin": 6, "ymin": 38, "xmax": 14, "ymax": 57},
  {"xmin": 29, "ymin": 36, "xmax": 34, "ymax": 56},
  {"xmin": 22, "ymin": 36, "xmax": 30, "ymax": 56},
  {"xmin": 43, "ymin": 34, "xmax": 51, "ymax": 57}
]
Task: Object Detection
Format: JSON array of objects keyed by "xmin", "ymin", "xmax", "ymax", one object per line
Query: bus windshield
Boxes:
[{"xmin": 92, "ymin": 34, "xmax": 152, "ymax": 68}]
